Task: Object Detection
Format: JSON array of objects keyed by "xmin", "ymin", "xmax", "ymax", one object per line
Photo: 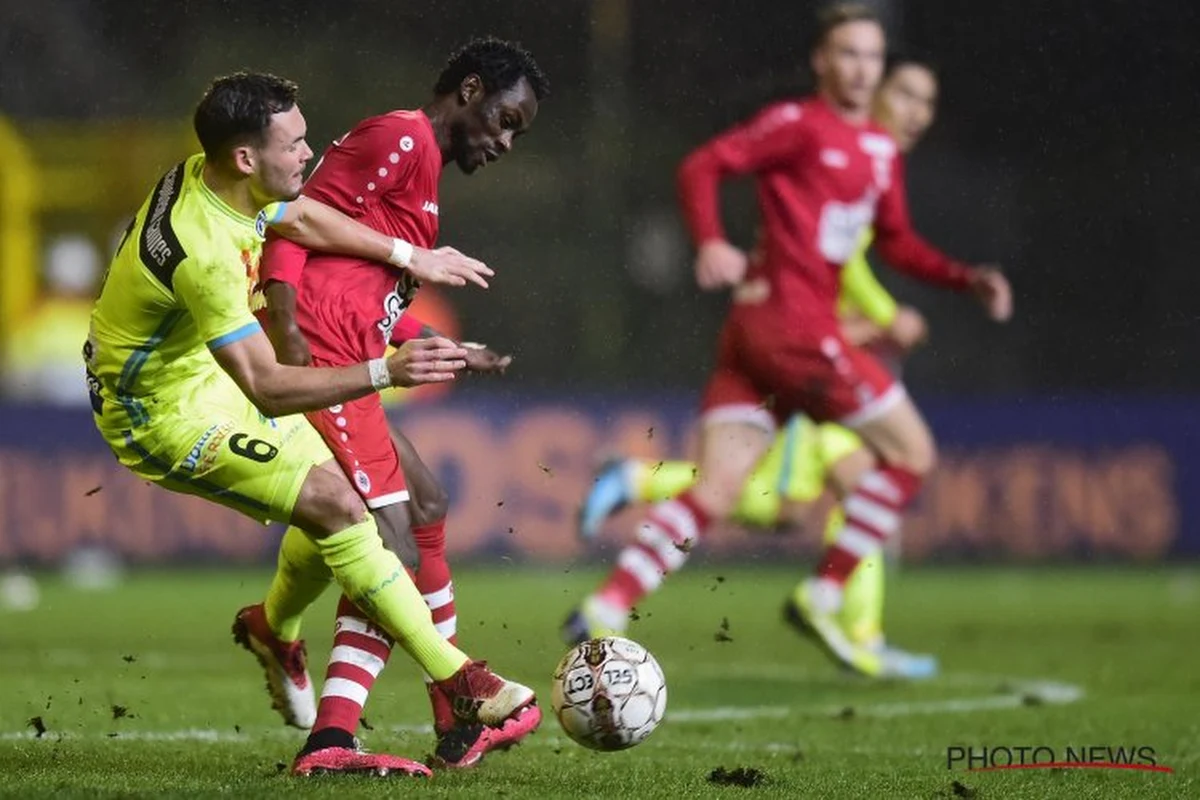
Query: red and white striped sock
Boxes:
[
  {"xmin": 811, "ymin": 464, "xmax": 921, "ymax": 612},
  {"xmin": 587, "ymin": 491, "xmax": 711, "ymax": 628},
  {"xmin": 311, "ymin": 595, "xmax": 393, "ymax": 737}
]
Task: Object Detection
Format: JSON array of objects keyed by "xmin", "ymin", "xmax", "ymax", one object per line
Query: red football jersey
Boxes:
[
  {"xmin": 259, "ymin": 109, "xmax": 442, "ymax": 361},
  {"xmin": 678, "ymin": 95, "xmax": 969, "ymax": 320}
]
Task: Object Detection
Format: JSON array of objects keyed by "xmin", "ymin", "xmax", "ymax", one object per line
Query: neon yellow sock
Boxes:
[
  {"xmin": 630, "ymin": 459, "xmax": 698, "ymax": 503},
  {"xmin": 264, "ymin": 525, "xmax": 333, "ymax": 642},
  {"xmin": 841, "ymin": 550, "xmax": 885, "ymax": 646},
  {"xmin": 313, "ymin": 517, "xmax": 468, "ymax": 681},
  {"xmin": 822, "ymin": 507, "xmax": 885, "ymax": 645}
]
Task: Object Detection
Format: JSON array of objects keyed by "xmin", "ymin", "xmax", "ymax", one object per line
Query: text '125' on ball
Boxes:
[{"xmin": 551, "ymin": 636, "xmax": 667, "ymax": 751}]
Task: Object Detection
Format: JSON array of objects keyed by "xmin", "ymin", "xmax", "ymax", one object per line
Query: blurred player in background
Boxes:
[
  {"xmin": 569, "ymin": 56, "xmax": 943, "ymax": 680},
  {"xmin": 566, "ymin": 4, "xmax": 1010, "ymax": 677},
  {"xmin": 248, "ymin": 38, "xmax": 547, "ymax": 771},
  {"xmin": 85, "ymin": 72, "xmax": 537, "ymax": 779}
]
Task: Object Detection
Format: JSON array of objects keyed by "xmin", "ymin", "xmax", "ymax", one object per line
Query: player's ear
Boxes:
[
  {"xmin": 810, "ymin": 48, "xmax": 825, "ymax": 80},
  {"xmin": 459, "ymin": 73, "xmax": 484, "ymax": 106},
  {"xmin": 231, "ymin": 145, "xmax": 256, "ymax": 177}
]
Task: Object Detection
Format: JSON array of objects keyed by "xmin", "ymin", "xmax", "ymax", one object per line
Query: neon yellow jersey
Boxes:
[
  {"xmin": 837, "ymin": 229, "xmax": 898, "ymax": 328},
  {"xmin": 86, "ymin": 154, "xmax": 263, "ymax": 432}
]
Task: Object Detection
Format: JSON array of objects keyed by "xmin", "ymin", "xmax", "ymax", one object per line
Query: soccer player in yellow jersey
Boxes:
[
  {"xmin": 568, "ymin": 55, "xmax": 942, "ymax": 679},
  {"xmin": 85, "ymin": 72, "xmax": 534, "ymax": 777}
]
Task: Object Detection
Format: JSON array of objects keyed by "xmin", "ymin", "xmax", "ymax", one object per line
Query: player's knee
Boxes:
[
  {"xmin": 898, "ymin": 436, "xmax": 937, "ymax": 477},
  {"xmin": 294, "ymin": 467, "xmax": 370, "ymax": 537},
  {"xmin": 313, "ymin": 490, "xmax": 370, "ymax": 537},
  {"xmin": 695, "ymin": 460, "xmax": 754, "ymax": 516},
  {"xmin": 409, "ymin": 483, "xmax": 450, "ymax": 527}
]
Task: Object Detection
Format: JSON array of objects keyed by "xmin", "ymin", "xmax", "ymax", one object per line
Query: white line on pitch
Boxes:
[
  {"xmin": 1, "ymin": 676, "xmax": 1083, "ymax": 743},
  {"xmin": 669, "ymin": 677, "xmax": 1083, "ymax": 723}
]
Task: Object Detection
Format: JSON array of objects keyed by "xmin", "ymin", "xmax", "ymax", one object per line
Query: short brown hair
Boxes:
[{"xmin": 814, "ymin": 3, "xmax": 882, "ymax": 49}]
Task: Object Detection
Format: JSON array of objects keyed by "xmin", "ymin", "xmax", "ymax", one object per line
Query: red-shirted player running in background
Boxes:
[
  {"xmin": 238, "ymin": 38, "xmax": 548, "ymax": 773},
  {"xmin": 572, "ymin": 4, "xmax": 1011, "ymax": 676}
]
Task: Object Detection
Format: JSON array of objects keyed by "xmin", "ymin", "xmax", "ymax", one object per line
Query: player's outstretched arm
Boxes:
[
  {"xmin": 211, "ymin": 328, "xmax": 467, "ymax": 418},
  {"xmin": 262, "ymin": 198, "xmax": 493, "ymax": 288},
  {"xmin": 388, "ymin": 316, "xmax": 512, "ymax": 375}
]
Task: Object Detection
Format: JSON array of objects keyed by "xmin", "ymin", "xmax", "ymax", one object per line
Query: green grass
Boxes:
[{"xmin": 2, "ymin": 566, "xmax": 1198, "ymax": 798}]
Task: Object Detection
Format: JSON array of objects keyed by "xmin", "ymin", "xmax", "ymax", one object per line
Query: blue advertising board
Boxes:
[{"xmin": 0, "ymin": 393, "xmax": 1193, "ymax": 565}]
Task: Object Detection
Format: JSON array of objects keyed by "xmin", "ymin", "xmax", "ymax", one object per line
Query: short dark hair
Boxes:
[
  {"xmin": 433, "ymin": 37, "xmax": 550, "ymax": 101},
  {"xmin": 885, "ymin": 51, "xmax": 938, "ymax": 79},
  {"xmin": 813, "ymin": 3, "xmax": 883, "ymax": 50},
  {"xmin": 193, "ymin": 72, "xmax": 299, "ymax": 159}
]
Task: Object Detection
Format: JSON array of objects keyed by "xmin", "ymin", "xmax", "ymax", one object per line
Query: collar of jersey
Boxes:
[{"xmin": 194, "ymin": 156, "xmax": 257, "ymax": 228}]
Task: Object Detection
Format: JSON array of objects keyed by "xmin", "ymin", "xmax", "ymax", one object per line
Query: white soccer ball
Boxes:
[{"xmin": 551, "ymin": 636, "xmax": 667, "ymax": 751}]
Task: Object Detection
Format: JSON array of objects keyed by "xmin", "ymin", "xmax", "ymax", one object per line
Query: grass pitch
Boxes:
[{"xmin": 2, "ymin": 565, "xmax": 1197, "ymax": 798}]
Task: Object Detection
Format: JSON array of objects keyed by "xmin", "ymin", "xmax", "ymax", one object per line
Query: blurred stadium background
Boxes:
[{"xmin": 0, "ymin": 0, "xmax": 1194, "ymax": 573}]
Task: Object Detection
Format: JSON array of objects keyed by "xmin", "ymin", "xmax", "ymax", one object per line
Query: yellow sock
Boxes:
[
  {"xmin": 823, "ymin": 507, "xmax": 885, "ymax": 645},
  {"xmin": 313, "ymin": 517, "xmax": 468, "ymax": 681},
  {"xmin": 630, "ymin": 459, "xmax": 698, "ymax": 503},
  {"xmin": 264, "ymin": 525, "xmax": 333, "ymax": 642},
  {"xmin": 841, "ymin": 550, "xmax": 885, "ymax": 646}
]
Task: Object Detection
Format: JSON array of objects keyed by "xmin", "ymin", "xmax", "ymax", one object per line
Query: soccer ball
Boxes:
[{"xmin": 551, "ymin": 636, "xmax": 667, "ymax": 751}]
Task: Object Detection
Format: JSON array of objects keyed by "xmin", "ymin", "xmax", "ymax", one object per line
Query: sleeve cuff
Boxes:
[{"xmin": 206, "ymin": 321, "xmax": 262, "ymax": 351}]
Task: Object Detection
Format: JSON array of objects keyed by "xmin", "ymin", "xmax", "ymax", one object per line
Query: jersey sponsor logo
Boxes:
[
  {"xmin": 817, "ymin": 193, "xmax": 877, "ymax": 264},
  {"xmin": 820, "ymin": 148, "xmax": 849, "ymax": 169},
  {"xmin": 377, "ymin": 272, "xmax": 421, "ymax": 344},
  {"xmin": 181, "ymin": 421, "xmax": 234, "ymax": 474},
  {"xmin": 422, "ymin": 200, "xmax": 439, "ymax": 216},
  {"xmin": 139, "ymin": 162, "xmax": 187, "ymax": 288}
]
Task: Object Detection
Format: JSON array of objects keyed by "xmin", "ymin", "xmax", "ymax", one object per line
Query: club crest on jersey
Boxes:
[
  {"xmin": 377, "ymin": 271, "xmax": 421, "ymax": 344},
  {"xmin": 354, "ymin": 469, "xmax": 372, "ymax": 493},
  {"xmin": 254, "ymin": 209, "xmax": 268, "ymax": 237}
]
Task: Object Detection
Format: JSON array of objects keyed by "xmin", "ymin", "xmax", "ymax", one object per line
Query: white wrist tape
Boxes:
[
  {"xmin": 388, "ymin": 238, "xmax": 414, "ymax": 268},
  {"xmin": 368, "ymin": 357, "xmax": 392, "ymax": 391}
]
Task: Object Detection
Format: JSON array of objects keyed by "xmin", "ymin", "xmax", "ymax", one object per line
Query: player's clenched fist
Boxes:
[
  {"xmin": 409, "ymin": 246, "xmax": 495, "ymax": 289},
  {"xmin": 695, "ymin": 240, "xmax": 749, "ymax": 290},
  {"xmin": 966, "ymin": 266, "xmax": 1013, "ymax": 322},
  {"xmin": 387, "ymin": 336, "xmax": 468, "ymax": 386}
]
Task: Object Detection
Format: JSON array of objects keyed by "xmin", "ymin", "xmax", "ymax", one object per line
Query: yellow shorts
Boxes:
[
  {"xmin": 734, "ymin": 415, "xmax": 863, "ymax": 526},
  {"xmin": 99, "ymin": 391, "xmax": 333, "ymax": 524}
]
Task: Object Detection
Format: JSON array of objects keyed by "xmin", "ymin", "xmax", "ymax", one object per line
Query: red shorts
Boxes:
[
  {"xmin": 306, "ymin": 359, "xmax": 408, "ymax": 509},
  {"xmin": 700, "ymin": 306, "xmax": 903, "ymax": 430}
]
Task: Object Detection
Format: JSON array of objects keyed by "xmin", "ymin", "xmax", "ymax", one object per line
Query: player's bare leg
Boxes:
[
  {"xmin": 567, "ymin": 421, "xmax": 771, "ymax": 642},
  {"xmin": 791, "ymin": 394, "xmax": 935, "ymax": 676}
]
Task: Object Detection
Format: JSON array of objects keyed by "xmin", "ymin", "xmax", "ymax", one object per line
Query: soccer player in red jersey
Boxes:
[
  {"xmin": 574, "ymin": 4, "xmax": 1011, "ymax": 676},
  {"xmin": 238, "ymin": 39, "xmax": 548, "ymax": 772}
]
